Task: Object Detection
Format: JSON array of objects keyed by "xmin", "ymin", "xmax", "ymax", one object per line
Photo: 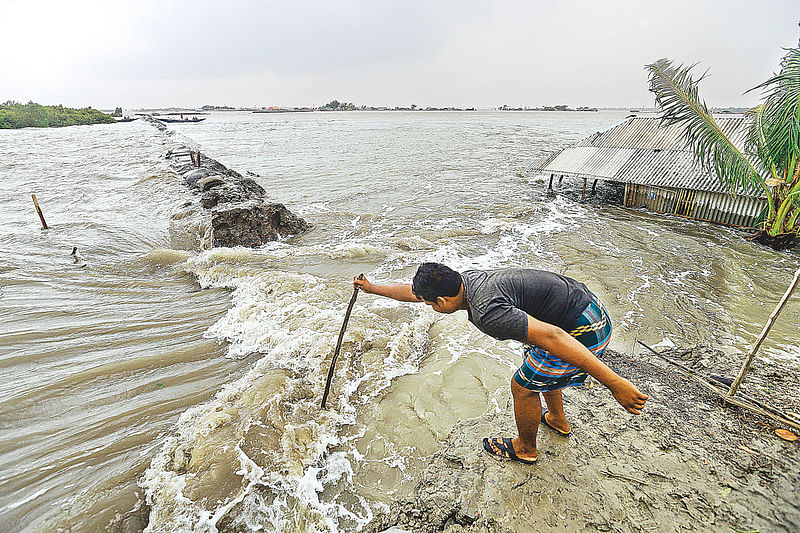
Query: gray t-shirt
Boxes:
[{"xmin": 461, "ymin": 269, "xmax": 592, "ymax": 343}]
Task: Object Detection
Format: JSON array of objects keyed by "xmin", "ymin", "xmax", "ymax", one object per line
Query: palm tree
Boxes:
[{"xmin": 645, "ymin": 47, "xmax": 800, "ymax": 249}]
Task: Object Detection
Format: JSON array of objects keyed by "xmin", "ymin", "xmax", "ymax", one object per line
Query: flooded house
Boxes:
[{"xmin": 531, "ymin": 116, "xmax": 765, "ymax": 228}]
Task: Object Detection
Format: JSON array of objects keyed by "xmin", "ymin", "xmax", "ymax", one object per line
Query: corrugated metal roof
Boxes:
[
  {"xmin": 544, "ymin": 147, "xmax": 637, "ymax": 178},
  {"xmin": 533, "ymin": 116, "xmax": 762, "ymax": 197}
]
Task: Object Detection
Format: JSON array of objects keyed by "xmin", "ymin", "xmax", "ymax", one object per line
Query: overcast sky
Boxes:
[{"xmin": 1, "ymin": 0, "xmax": 797, "ymax": 110}]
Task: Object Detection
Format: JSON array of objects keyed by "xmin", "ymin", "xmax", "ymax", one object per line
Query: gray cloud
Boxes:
[
  {"xmin": 2, "ymin": 0, "xmax": 797, "ymax": 108},
  {"xmin": 95, "ymin": 1, "xmax": 479, "ymax": 79}
]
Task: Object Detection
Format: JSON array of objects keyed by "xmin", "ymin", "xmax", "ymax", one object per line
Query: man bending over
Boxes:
[{"xmin": 354, "ymin": 263, "xmax": 648, "ymax": 464}]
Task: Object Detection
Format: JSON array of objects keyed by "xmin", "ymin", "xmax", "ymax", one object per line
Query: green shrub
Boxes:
[{"xmin": 0, "ymin": 101, "xmax": 116, "ymax": 129}]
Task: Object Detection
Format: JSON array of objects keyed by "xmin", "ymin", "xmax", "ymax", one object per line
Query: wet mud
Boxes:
[{"xmin": 366, "ymin": 347, "xmax": 800, "ymax": 533}]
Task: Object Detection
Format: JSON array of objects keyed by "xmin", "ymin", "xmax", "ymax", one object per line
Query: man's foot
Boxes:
[
  {"xmin": 482, "ymin": 437, "xmax": 538, "ymax": 464},
  {"xmin": 541, "ymin": 410, "xmax": 571, "ymax": 436}
]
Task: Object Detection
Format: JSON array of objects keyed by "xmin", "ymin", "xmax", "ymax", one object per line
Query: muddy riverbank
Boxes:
[{"xmin": 366, "ymin": 346, "xmax": 800, "ymax": 533}]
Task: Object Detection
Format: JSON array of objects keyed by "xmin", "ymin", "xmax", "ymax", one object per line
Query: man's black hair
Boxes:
[{"xmin": 412, "ymin": 263, "xmax": 462, "ymax": 302}]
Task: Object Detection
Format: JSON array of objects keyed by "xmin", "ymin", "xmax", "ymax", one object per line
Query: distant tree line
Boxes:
[
  {"xmin": 321, "ymin": 100, "xmax": 358, "ymax": 111},
  {"xmin": 201, "ymin": 105, "xmax": 237, "ymax": 111},
  {"xmin": 498, "ymin": 104, "xmax": 597, "ymax": 111},
  {"xmin": 318, "ymin": 100, "xmax": 475, "ymax": 111},
  {"xmin": 0, "ymin": 101, "xmax": 116, "ymax": 129}
]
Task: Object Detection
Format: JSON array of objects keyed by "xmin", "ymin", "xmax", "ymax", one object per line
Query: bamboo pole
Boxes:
[
  {"xmin": 727, "ymin": 267, "xmax": 800, "ymax": 399},
  {"xmin": 638, "ymin": 341, "xmax": 800, "ymax": 431},
  {"xmin": 31, "ymin": 194, "xmax": 48, "ymax": 229},
  {"xmin": 321, "ymin": 274, "xmax": 364, "ymax": 409}
]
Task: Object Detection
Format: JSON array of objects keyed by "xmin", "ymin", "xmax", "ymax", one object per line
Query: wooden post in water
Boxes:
[
  {"xmin": 321, "ymin": 274, "xmax": 364, "ymax": 409},
  {"xmin": 726, "ymin": 267, "xmax": 800, "ymax": 399},
  {"xmin": 31, "ymin": 194, "xmax": 48, "ymax": 229},
  {"xmin": 548, "ymin": 174, "xmax": 553, "ymax": 191},
  {"xmin": 592, "ymin": 179, "xmax": 598, "ymax": 195},
  {"xmin": 581, "ymin": 178, "xmax": 587, "ymax": 200}
]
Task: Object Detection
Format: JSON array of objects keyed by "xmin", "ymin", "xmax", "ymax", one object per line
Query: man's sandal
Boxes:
[
  {"xmin": 482, "ymin": 437, "xmax": 537, "ymax": 465},
  {"xmin": 540, "ymin": 410, "xmax": 571, "ymax": 436}
]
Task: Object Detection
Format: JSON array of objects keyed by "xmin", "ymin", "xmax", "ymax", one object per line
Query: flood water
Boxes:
[{"xmin": 1, "ymin": 111, "xmax": 798, "ymax": 532}]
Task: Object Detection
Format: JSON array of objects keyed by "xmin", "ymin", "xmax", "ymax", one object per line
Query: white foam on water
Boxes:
[
  {"xmin": 141, "ymin": 249, "xmax": 438, "ymax": 532},
  {"xmin": 652, "ymin": 337, "xmax": 676, "ymax": 349},
  {"xmin": 294, "ymin": 202, "xmax": 332, "ymax": 216},
  {"xmin": 3, "ymin": 485, "xmax": 52, "ymax": 512},
  {"xmin": 664, "ymin": 269, "xmax": 693, "ymax": 288},
  {"xmin": 326, "ymin": 241, "xmax": 388, "ymax": 260}
]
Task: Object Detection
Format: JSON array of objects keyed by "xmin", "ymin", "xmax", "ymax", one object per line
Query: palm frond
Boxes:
[
  {"xmin": 746, "ymin": 104, "xmax": 779, "ymax": 180},
  {"xmin": 753, "ymin": 203, "xmax": 769, "ymax": 228},
  {"xmin": 746, "ymin": 47, "xmax": 800, "ymax": 182},
  {"xmin": 645, "ymin": 58, "xmax": 764, "ymax": 193}
]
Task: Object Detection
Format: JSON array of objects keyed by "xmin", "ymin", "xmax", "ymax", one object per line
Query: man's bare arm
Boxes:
[
  {"xmin": 526, "ymin": 314, "xmax": 648, "ymax": 414},
  {"xmin": 354, "ymin": 276, "xmax": 421, "ymax": 302}
]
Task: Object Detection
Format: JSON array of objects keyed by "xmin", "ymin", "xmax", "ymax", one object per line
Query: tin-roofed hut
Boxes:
[{"xmin": 531, "ymin": 116, "xmax": 764, "ymax": 228}]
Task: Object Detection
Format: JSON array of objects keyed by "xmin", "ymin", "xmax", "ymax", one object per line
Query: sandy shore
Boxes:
[{"xmin": 366, "ymin": 347, "xmax": 799, "ymax": 533}]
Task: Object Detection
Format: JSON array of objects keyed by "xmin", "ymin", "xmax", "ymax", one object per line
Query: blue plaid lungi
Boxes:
[{"xmin": 512, "ymin": 292, "xmax": 612, "ymax": 392}]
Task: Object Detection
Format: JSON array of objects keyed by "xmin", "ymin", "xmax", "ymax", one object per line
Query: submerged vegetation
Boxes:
[
  {"xmin": 646, "ymin": 46, "xmax": 800, "ymax": 249},
  {"xmin": 0, "ymin": 101, "xmax": 116, "ymax": 129}
]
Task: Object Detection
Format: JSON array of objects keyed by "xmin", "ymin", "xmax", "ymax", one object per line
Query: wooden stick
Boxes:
[
  {"xmin": 637, "ymin": 342, "xmax": 693, "ymax": 372},
  {"xmin": 711, "ymin": 376, "xmax": 800, "ymax": 425},
  {"xmin": 31, "ymin": 194, "xmax": 48, "ymax": 229},
  {"xmin": 601, "ymin": 469, "xmax": 651, "ymax": 486},
  {"xmin": 321, "ymin": 274, "xmax": 364, "ymax": 408},
  {"xmin": 638, "ymin": 341, "xmax": 800, "ymax": 431},
  {"xmin": 727, "ymin": 267, "xmax": 800, "ymax": 398}
]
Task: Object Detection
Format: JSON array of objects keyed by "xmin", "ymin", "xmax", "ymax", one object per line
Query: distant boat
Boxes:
[
  {"xmin": 114, "ymin": 117, "xmax": 137, "ymax": 123},
  {"xmin": 159, "ymin": 117, "xmax": 206, "ymax": 123}
]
